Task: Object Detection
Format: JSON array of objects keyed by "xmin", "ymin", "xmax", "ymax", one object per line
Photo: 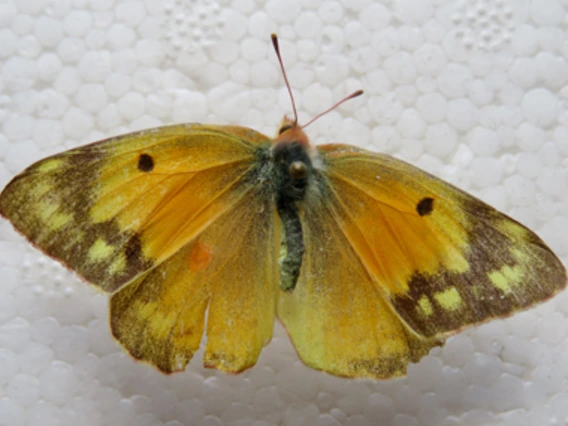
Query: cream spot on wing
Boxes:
[
  {"xmin": 109, "ymin": 252, "xmax": 127, "ymax": 274},
  {"xmin": 434, "ymin": 287, "xmax": 462, "ymax": 311},
  {"xmin": 37, "ymin": 201, "xmax": 71, "ymax": 230},
  {"xmin": 36, "ymin": 158, "xmax": 65, "ymax": 173},
  {"xmin": 488, "ymin": 264, "xmax": 524, "ymax": 293},
  {"xmin": 418, "ymin": 295, "xmax": 433, "ymax": 316},
  {"xmin": 88, "ymin": 238, "xmax": 115, "ymax": 262}
]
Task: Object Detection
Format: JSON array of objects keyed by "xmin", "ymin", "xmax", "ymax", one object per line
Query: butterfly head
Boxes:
[{"xmin": 274, "ymin": 116, "xmax": 310, "ymax": 147}]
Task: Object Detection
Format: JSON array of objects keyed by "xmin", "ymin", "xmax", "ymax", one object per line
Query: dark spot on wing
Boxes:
[
  {"xmin": 138, "ymin": 153, "xmax": 154, "ymax": 172},
  {"xmin": 416, "ymin": 197, "xmax": 434, "ymax": 216}
]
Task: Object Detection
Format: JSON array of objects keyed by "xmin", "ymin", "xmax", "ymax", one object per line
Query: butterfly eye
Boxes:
[
  {"xmin": 278, "ymin": 124, "xmax": 292, "ymax": 135},
  {"xmin": 289, "ymin": 161, "xmax": 307, "ymax": 179},
  {"xmin": 138, "ymin": 153, "xmax": 154, "ymax": 172}
]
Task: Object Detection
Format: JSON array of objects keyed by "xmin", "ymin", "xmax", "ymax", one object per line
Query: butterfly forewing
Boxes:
[
  {"xmin": 316, "ymin": 144, "xmax": 567, "ymax": 339},
  {"xmin": 0, "ymin": 124, "xmax": 271, "ymax": 294}
]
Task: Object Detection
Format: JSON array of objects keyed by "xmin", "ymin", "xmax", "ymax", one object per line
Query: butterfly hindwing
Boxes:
[
  {"xmin": 111, "ymin": 191, "xmax": 278, "ymax": 374},
  {"xmin": 316, "ymin": 144, "xmax": 567, "ymax": 339},
  {"xmin": 0, "ymin": 124, "xmax": 270, "ymax": 294},
  {"xmin": 277, "ymin": 190, "xmax": 441, "ymax": 379}
]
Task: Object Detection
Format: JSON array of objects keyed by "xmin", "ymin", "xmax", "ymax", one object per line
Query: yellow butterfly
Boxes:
[{"xmin": 0, "ymin": 35, "xmax": 566, "ymax": 379}]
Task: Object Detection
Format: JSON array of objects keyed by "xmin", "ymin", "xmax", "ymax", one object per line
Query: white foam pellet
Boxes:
[
  {"xmin": 446, "ymin": 98, "xmax": 478, "ymax": 131},
  {"xmin": 302, "ymin": 83, "xmax": 331, "ymax": 114},
  {"xmin": 422, "ymin": 19, "xmax": 444, "ymax": 43},
  {"xmin": 0, "ymin": 398, "xmax": 25, "ymax": 426},
  {"xmin": 489, "ymin": 374, "xmax": 526, "ymax": 412},
  {"xmin": 522, "ymin": 88, "xmax": 559, "ymax": 127},
  {"xmin": 283, "ymin": 403, "xmax": 319, "ymax": 426},
  {"xmin": 537, "ymin": 26, "xmax": 563, "ymax": 52},
  {"xmin": 117, "ymin": 91, "xmax": 145, "ymax": 121},
  {"xmin": 509, "ymin": 57, "xmax": 537, "ymax": 89},
  {"xmin": 368, "ymin": 93, "xmax": 403, "ymax": 124},
  {"xmin": 266, "ymin": 0, "xmax": 300, "ymax": 24},
  {"xmin": 396, "ymin": 108, "xmax": 426, "ymax": 139},
  {"xmin": 146, "ymin": 92, "xmax": 172, "ymax": 119},
  {"xmin": 468, "ymin": 126, "xmax": 500, "ymax": 157},
  {"xmin": 74, "ymin": 84, "xmax": 108, "ymax": 113},
  {"xmin": 371, "ymin": 28, "xmax": 401, "ymax": 57},
  {"xmin": 417, "ymin": 393, "xmax": 448, "ymax": 426},
  {"xmin": 32, "ymin": 118, "xmax": 63, "ymax": 149},
  {"xmin": 107, "ymin": 23, "xmax": 136, "ymax": 50},
  {"xmin": 63, "ymin": 10, "xmax": 92, "ymax": 37},
  {"xmin": 394, "ymin": 85, "xmax": 417, "ymax": 106},
  {"xmin": 116, "ymin": 1, "xmax": 146, "ymax": 26},
  {"xmin": 104, "ymin": 73, "xmax": 131, "ymax": 98},
  {"xmin": 416, "ymin": 92, "xmax": 447, "ymax": 123},
  {"xmin": 536, "ymin": 52, "xmax": 568, "ymax": 88},
  {"xmin": 315, "ymin": 54, "xmax": 349, "ymax": 86},
  {"xmin": 437, "ymin": 63, "xmax": 472, "ymax": 98},
  {"xmin": 344, "ymin": 21, "xmax": 370, "ymax": 48},
  {"xmin": 221, "ymin": 9, "xmax": 247, "ymax": 41},
  {"xmin": 2, "ymin": 56, "xmax": 38, "ymax": 91},
  {"xmin": 317, "ymin": 1, "xmax": 343, "ymax": 24},
  {"xmin": 62, "ymin": 107, "xmax": 94, "ymax": 139},
  {"xmin": 359, "ymin": 3, "xmax": 391, "ymax": 30},
  {"xmin": 240, "ymin": 37, "xmax": 267, "ymax": 62},
  {"xmin": 316, "ymin": 413, "xmax": 341, "ymax": 426},
  {"xmin": 57, "ymin": 38, "xmax": 86, "ymax": 63},
  {"xmin": 16, "ymin": 0, "xmax": 47, "ymax": 15},
  {"xmin": 413, "ymin": 43, "xmax": 447, "ymax": 76},
  {"xmin": 394, "ymin": 0, "xmax": 432, "ymax": 25},
  {"xmin": 38, "ymin": 362, "xmax": 79, "ymax": 407},
  {"xmin": 511, "ymin": 24, "xmax": 538, "ymax": 56},
  {"xmin": 6, "ymin": 373, "xmax": 40, "ymax": 407},
  {"xmin": 131, "ymin": 69, "xmax": 161, "ymax": 94},
  {"xmin": 18, "ymin": 34, "xmax": 41, "ymax": 58},
  {"xmin": 470, "ymin": 157, "xmax": 503, "ymax": 188},
  {"xmin": 170, "ymin": 89, "xmax": 206, "ymax": 122},
  {"xmin": 537, "ymin": 167, "xmax": 568, "ymax": 198},
  {"xmin": 28, "ymin": 400, "xmax": 61, "ymax": 426},
  {"xmin": 247, "ymin": 11, "xmax": 277, "ymax": 40},
  {"xmin": 383, "ymin": 51, "xmax": 417, "ymax": 85},
  {"xmin": 530, "ymin": 0, "xmax": 564, "ymax": 26},
  {"xmin": 0, "ymin": 317, "xmax": 31, "ymax": 353},
  {"xmin": 349, "ymin": 46, "xmax": 379, "ymax": 74},
  {"xmin": 504, "ymin": 174, "xmax": 536, "ymax": 206},
  {"xmin": 294, "ymin": 11, "xmax": 323, "ymax": 39},
  {"xmin": 0, "ymin": 348, "xmax": 18, "ymax": 386},
  {"xmin": 0, "ymin": 28, "xmax": 18, "ymax": 57},
  {"xmin": 424, "ymin": 122, "xmax": 457, "ymax": 158},
  {"xmin": 399, "ymin": 26, "xmax": 423, "ymax": 51},
  {"xmin": 34, "ymin": 16, "xmax": 63, "ymax": 47},
  {"xmin": 18, "ymin": 341, "xmax": 53, "ymax": 376},
  {"xmin": 468, "ymin": 79, "xmax": 494, "ymax": 106},
  {"xmin": 78, "ymin": 51, "xmax": 112, "ymax": 82}
]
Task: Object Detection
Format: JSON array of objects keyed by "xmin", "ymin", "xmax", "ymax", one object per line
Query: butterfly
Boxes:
[{"xmin": 0, "ymin": 34, "xmax": 566, "ymax": 379}]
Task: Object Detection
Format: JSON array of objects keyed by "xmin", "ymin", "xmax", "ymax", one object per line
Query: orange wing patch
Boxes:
[{"xmin": 189, "ymin": 241, "xmax": 214, "ymax": 272}]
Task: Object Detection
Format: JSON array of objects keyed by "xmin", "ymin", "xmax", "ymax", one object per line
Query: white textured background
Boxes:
[{"xmin": 1, "ymin": 0, "xmax": 568, "ymax": 425}]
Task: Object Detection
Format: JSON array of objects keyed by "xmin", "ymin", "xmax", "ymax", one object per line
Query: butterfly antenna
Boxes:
[
  {"xmin": 271, "ymin": 34, "xmax": 298, "ymax": 125},
  {"xmin": 301, "ymin": 90, "xmax": 364, "ymax": 129}
]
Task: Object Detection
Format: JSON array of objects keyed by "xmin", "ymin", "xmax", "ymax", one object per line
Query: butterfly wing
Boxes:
[
  {"xmin": 315, "ymin": 144, "xmax": 567, "ymax": 339},
  {"xmin": 0, "ymin": 124, "xmax": 270, "ymax": 293},
  {"xmin": 279, "ymin": 143, "xmax": 566, "ymax": 379},
  {"xmin": 1, "ymin": 123, "xmax": 280, "ymax": 373}
]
